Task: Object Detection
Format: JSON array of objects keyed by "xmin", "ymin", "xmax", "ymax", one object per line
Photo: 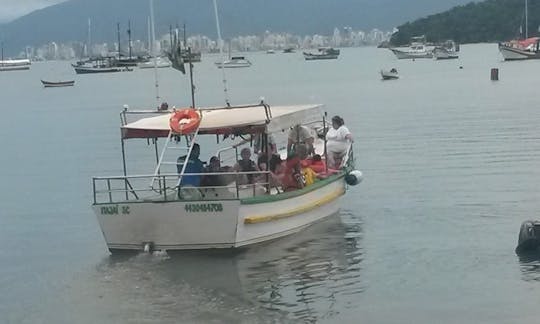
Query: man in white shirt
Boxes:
[{"xmin": 287, "ymin": 124, "xmax": 314, "ymax": 157}]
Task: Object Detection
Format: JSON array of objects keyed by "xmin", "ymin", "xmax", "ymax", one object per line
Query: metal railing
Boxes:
[{"xmin": 92, "ymin": 170, "xmax": 272, "ymax": 205}]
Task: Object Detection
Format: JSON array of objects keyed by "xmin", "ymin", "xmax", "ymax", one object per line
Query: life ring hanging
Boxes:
[{"xmin": 169, "ymin": 108, "xmax": 201, "ymax": 134}]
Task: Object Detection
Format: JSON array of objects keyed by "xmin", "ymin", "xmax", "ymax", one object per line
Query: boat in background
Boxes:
[
  {"xmin": 41, "ymin": 80, "xmax": 75, "ymax": 88},
  {"xmin": 215, "ymin": 56, "xmax": 252, "ymax": 68},
  {"xmin": 433, "ymin": 40, "xmax": 460, "ymax": 60},
  {"xmin": 0, "ymin": 45, "xmax": 31, "ymax": 71},
  {"xmin": 498, "ymin": 0, "xmax": 540, "ymax": 61},
  {"xmin": 0, "ymin": 58, "xmax": 31, "ymax": 71},
  {"xmin": 389, "ymin": 35, "xmax": 434, "ymax": 59},
  {"xmin": 139, "ymin": 56, "xmax": 171, "ymax": 69},
  {"xmin": 283, "ymin": 47, "xmax": 296, "ymax": 53},
  {"xmin": 499, "ymin": 37, "xmax": 540, "ymax": 60},
  {"xmin": 72, "ymin": 57, "xmax": 133, "ymax": 74},
  {"xmin": 380, "ymin": 68, "xmax": 399, "ymax": 80},
  {"xmin": 303, "ymin": 47, "xmax": 340, "ymax": 60}
]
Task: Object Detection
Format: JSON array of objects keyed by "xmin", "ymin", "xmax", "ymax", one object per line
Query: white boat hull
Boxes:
[
  {"xmin": 93, "ymin": 176, "xmax": 346, "ymax": 251},
  {"xmin": 390, "ymin": 48, "xmax": 433, "ymax": 59},
  {"xmin": 498, "ymin": 43, "xmax": 540, "ymax": 60}
]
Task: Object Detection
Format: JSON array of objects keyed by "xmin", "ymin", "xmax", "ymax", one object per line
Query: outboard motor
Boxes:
[
  {"xmin": 515, "ymin": 220, "xmax": 540, "ymax": 254},
  {"xmin": 345, "ymin": 170, "xmax": 363, "ymax": 186}
]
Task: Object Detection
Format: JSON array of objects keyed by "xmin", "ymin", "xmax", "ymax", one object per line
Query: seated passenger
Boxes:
[
  {"xmin": 234, "ymin": 147, "xmax": 259, "ymax": 185},
  {"xmin": 281, "ymin": 153, "xmax": 305, "ymax": 191},
  {"xmin": 201, "ymin": 156, "xmax": 224, "ymax": 187},
  {"xmin": 309, "ymin": 154, "xmax": 327, "ymax": 173},
  {"xmin": 177, "ymin": 143, "xmax": 204, "ymax": 187}
]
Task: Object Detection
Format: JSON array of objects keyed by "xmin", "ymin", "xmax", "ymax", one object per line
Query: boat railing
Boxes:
[{"xmin": 92, "ymin": 170, "xmax": 273, "ymax": 204}]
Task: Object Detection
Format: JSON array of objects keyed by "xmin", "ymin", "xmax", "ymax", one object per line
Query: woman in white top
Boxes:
[{"xmin": 325, "ymin": 115, "xmax": 353, "ymax": 168}]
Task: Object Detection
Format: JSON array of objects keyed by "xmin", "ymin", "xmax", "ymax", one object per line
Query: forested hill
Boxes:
[{"xmin": 391, "ymin": 0, "xmax": 539, "ymax": 45}]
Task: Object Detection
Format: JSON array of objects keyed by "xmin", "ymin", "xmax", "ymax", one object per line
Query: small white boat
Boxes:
[
  {"xmin": 389, "ymin": 35, "xmax": 433, "ymax": 59},
  {"xmin": 380, "ymin": 68, "xmax": 399, "ymax": 80},
  {"xmin": 138, "ymin": 56, "xmax": 171, "ymax": 69},
  {"xmin": 215, "ymin": 56, "xmax": 252, "ymax": 68},
  {"xmin": 303, "ymin": 47, "xmax": 340, "ymax": 60},
  {"xmin": 91, "ymin": 103, "xmax": 362, "ymax": 253}
]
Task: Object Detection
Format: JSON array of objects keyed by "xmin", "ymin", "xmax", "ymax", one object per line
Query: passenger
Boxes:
[
  {"xmin": 177, "ymin": 143, "xmax": 204, "ymax": 187},
  {"xmin": 309, "ymin": 154, "xmax": 327, "ymax": 173},
  {"xmin": 287, "ymin": 124, "xmax": 314, "ymax": 157},
  {"xmin": 282, "ymin": 153, "xmax": 305, "ymax": 191},
  {"xmin": 325, "ymin": 115, "xmax": 353, "ymax": 169},
  {"xmin": 234, "ymin": 147, "xmax": 259, "ymax": 184},
  {"xmin": 201, "ymin": 156, "xmax": 224, "ymax": 187}
]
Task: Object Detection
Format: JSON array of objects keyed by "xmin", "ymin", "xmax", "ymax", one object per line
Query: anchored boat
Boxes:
[{"xmin": 91, "ymin": 103, "xmax": 362, "ymax": 253}]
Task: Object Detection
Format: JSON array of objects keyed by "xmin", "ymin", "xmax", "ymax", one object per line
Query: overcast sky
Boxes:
[{"xmin": 0, "ymin": 0, "xmax": 67, "ymax": 23}]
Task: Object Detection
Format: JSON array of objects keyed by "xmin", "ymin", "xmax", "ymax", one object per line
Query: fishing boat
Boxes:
[
  {"xmin": 72, "ymin": 57, "xmax": 133, "ymax": 74},
  {"xmin": 41, "ymin": 80, "xmax": 75, "ymax": 87},
  {"xmin": 380, "ymin": 68, "xmax": 399, "ymax": 80},
  {"xmin": 303, "ymin": 47, "xmax": 340, "ymax": 60},
  {"xmin": 389, "ymin": 35, "xmax": 433, "ymax": 59},
  {"xmin": 0, "ymin": 46, "xmax": 31, "ymax": 71},
  {"xmin": 91, "ymin": 103, "xmax": 362, "ymax": 253},
  {"xmin": 433, "ymin": 40, "xmax": 460, "ymax": 60},
  {"xmin": 215, "ymin": 56, "xmax": 252, "ymax": 68},
  {"xmin": 498, "ymin": 0, "xmax": 540, "ymax": 60},
  {"xmin": 0, "ymin": 59, "xmax": 31, "ymax": 71}
]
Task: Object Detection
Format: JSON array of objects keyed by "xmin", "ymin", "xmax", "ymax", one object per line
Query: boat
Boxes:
[
  {"xmin": 303, "ymin": 47, "xmax": 340, "ymax": 60},
  {"xmin": 91, "ymin": 103, "xmax": 362, "ymax": 253},
  {"xmin": 266, "ymin": 49, "xmax": 276, "ymax": 54},
  {"xmin": 283, "ymin": 47, "xmax": 295, "ymax": 53},
  {"xmin": 72, "ymin": 57, "xmax": 133, "ymax": 74},
  {"xmin": 0, "ymin": 59, "xmax": 31, "ymax": 71},
  {"xmin": 215, "ymin": 56, "xmax": 252, "ymax": 68},
  {"xmin": 433, "ymin": 40, "xmax": 460, "ymax": 60},
  {"xmin": 182, "ymin": 51, "xmax": 202, "ymax": 63},
  {"xmin": 498, "ymin": 0, "xmax": 540, "ymax": 60},
  {"xmin": 138, "ymin": 56, "xmax": 171, "ymax": 69},
  {"xmin": 41, "ymin": 80, "xmax": 75, "ymax": 87},
  {"xmin": 389, "ymin": 35, "xmax": 434, "ymax": 59},
  {"xmin": 380, "ymin": 68, "xmax": 399, "ymax": 80},
  {"xmin": 0, "ymin": 46, "xmax": 31, "ymax": 71},
  {"xmin": 499, "ymin": 37, "xmax": 540, "ymax": 61}
]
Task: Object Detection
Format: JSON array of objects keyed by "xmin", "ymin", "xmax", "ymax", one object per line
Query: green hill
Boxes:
[{"xmin": 390, "ymin": 0, "xmax": 539, "ymax": 45}]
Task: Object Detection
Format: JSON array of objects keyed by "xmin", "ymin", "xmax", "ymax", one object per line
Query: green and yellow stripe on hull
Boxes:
[{"xmin": 244, "ymin": 187, "xmax": 345, "ymax": 224}]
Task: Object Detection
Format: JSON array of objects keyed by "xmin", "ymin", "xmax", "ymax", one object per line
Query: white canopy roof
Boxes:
[{"xmin": 121, "ymin": 103, "xmax": 324, "ymax": 139}]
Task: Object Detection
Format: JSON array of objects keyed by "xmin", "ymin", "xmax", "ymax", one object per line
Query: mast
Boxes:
[
  {"xmin": 117, "ymin": 22, "xmax": 121, "ymax": 60},
  {"xmin": 525, "ymin": 0, "xmax": 528, "ymax": 38},
  {"xmin": 213, "ymin": 0, "xmax": 230, "ymax": 106},
  {"xmin": 127, "ymin": 20, "xmax": 132, "ymax": 59},
  {"xmin": 149, "ymin": 0, "xmax": 160, "ymax": 105},
  {"xmin": 87, "ymin": 18, "xmax": 91, "ymax": 57}
]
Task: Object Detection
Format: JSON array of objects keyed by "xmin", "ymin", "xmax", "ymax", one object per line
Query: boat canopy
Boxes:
[{"xmin": 121, "ymin": 103, "xmax": 323, "ymax": 139}]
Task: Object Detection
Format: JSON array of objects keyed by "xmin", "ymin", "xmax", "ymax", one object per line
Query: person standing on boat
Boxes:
[
  {"xmin": 287, "ymin": 124, "xmax": 314, "ymax": 157},
  {"xmin": 325, "ymin": 116, "xmax": 353, "ymax": 169},
  {"xmin": 177, "ymin": 143, "xmax": 204, "ymax": 187}
]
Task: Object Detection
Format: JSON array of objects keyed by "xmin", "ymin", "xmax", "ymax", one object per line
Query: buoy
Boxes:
[
  {"xmin": 345, "ymin": 170, "xmax": 363, "ymax": 186},
  {"xmin": 515, "ymin": 220, "xmax": 540, "ymax": 254},
  {"xmin": 490, "ymin": 68, "xmax": 499, "ymax": 81}
]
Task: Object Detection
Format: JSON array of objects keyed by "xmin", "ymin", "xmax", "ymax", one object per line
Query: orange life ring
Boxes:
[{"xmin": 169, "ymin": 108, "xmax": 201, "ymax": 134}]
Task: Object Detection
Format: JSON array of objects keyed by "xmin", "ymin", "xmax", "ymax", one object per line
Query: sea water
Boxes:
[{"xmin": 1, "ymin": 44, "xmax": 540, "ymax": 323}]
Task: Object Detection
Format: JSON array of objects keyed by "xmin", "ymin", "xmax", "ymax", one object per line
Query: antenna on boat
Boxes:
[
  {"xmin": 525, "ymin": 0, "xmax": 528, "ymax": 39},
  {"xmin": 149, "ymin": 0, "xmax": 161, "ymax": 106},
  {"xmin": 213, "ymin": 0, "xmax": 231, "ymax": 106}
]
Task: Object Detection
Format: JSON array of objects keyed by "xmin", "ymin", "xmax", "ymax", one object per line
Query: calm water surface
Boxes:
[{"xmin": 1, "ymin": 44, "xmax": 540, "ymax": 323}]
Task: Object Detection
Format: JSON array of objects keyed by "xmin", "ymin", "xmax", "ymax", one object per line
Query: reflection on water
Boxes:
[
  {"xmin": 84, "ymin": 212, "xmax": 364, "ymax": 323},
  {"xmin": 518, "ymin": 250, "xmax": 540, "ymax": 282}
]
